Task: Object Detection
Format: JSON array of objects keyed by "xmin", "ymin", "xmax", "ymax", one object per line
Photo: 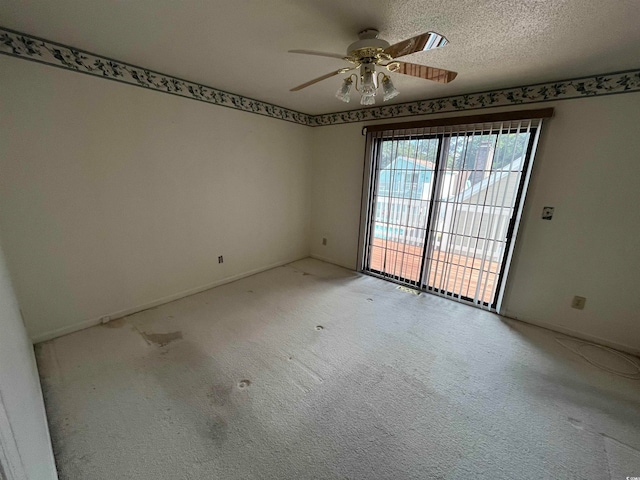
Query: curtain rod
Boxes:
[{"xmin": 361, "ymin": 108, "xmax": 554, "ymax": 135}]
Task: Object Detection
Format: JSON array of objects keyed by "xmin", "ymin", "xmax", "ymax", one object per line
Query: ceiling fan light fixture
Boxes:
[
  {"xmin": 335, "ymin": 77, "xmax": 353, "ymax": 103},
  {"xmin": 381, "ymin": 75, "xmax": 399, "ymax": 102},
  {"xmin": 359, "ymin": 63, "xmax": 378, "ymax": 105},
  {"xmin": 360, "ymin": 64, "xmax": 377, "ymax": 96},
  {"xmin": 360, "ymin": 94, "xmax": 376, "ymax": 106}
]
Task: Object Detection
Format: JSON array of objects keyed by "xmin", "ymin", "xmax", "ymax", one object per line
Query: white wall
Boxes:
[
  {"xmin": 2, "ymin": 50, "xmax": 639, "ymax": 354},
  {"xmin": 310, "ymin": 122, "xmax": 367, "ymax": 268},
  {"xmin": 502, "ymin": 94, "xmax": 640, "ymax": 352},
  {"xmin": 310, "ymin": 93, "xmax": 640, "ymax": 353},
  {"xmin": 0, "ymin": 240, "xmax": 58, "ymax": 479},
  {"xmin": 0, "ymin": 55, "xmax": 312, "ymax": 342}
]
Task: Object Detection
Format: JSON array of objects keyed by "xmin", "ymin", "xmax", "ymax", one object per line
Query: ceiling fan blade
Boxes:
[
  {"xmin": 288, "ymin": 49, "xmax": 347, "ymax": 60},
  {"xmin": 393, "ymin": 62, "xmax": 457, "ymax": 83},
  {"xmin": 384, "ymin": 32, "xmax": 448, "ymax": 59},
  {"xmin": 290, "ymin": 69, "xmax": 347, "ymax": 91}
]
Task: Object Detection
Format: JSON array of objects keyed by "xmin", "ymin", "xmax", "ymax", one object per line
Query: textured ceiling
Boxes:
[{"xmin": 2, "ymin": 0, "xmax": 640, "ymax": 115}]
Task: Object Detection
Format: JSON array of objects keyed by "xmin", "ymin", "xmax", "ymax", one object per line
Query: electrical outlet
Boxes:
[
  {"xmin": 571, "ymin": 296, "xmax": 586, "ymax": 310},
  {"xmin": 542, "ymin": 206, "xmax": 554, "ymax": 220},
  {"xmin": 322, "ymin": 237, "xmax": 327, "ymax": 246},
  {"xmin": 218, "ymin": 255, "xmax": 224, "ymax": 264}
]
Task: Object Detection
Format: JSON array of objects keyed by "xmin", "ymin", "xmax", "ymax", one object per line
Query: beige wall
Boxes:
[
  {"xmin": 310, "ymin": 123, "xmax": 367, "ymax": 268},
  {"xmin": 0, "ymin": 55, "xmax": 313, "ymax": 342},
  {"xmin": 310, "ymin": 94, "xmax": 640, "ymax": 353},
  {"xmin": 0, "ymin": 239, "xmax": 58, "ymax": 479},
  {"xmin": 2, "ymin": 51, "xmax": 639, "ymax": 354}
]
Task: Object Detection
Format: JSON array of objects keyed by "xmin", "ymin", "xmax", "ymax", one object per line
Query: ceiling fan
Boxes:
[{"xmin": 289, "ymin": 29, "xmax": 457, "ymax": 105}]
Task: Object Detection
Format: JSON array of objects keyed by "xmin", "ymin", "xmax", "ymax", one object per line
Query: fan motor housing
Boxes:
[{"xmin": 347, "ymin": 29, "xmax": 390, "ymax": 57}]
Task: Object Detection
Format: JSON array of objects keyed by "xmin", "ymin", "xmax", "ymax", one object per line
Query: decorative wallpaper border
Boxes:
[
  {"xmin": 2, "ymin": 26, "xmax": 640, "ymax": 127},
  {"xmin": 311, "ymin": 69, "xmax": 640, "ymax": 126},
  {"xmin": 0, "ymin": 27, "xmax": 313, "ymax": 126}
]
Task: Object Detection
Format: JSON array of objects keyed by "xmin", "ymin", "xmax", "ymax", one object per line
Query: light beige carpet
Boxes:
[{"xmin": 36, "ymin": 258, "xmax": 640, "ymax": 479}]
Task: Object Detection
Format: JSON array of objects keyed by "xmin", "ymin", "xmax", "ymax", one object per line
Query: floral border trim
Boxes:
[
  {"xmin": 2, "ymin": 27, "xmax": 640, "ymax": 128},
  {"xmin": 311, "ymin": 69, "xmax": 640, "ymax": 126},
  {"xmin": 0, "ymin": 27, "xmax": 313, "ymax": 126}
]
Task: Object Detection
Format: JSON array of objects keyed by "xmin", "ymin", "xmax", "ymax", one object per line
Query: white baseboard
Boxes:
[
  {"xmin": 501, "ymin": 313, "xmax": 640, "ymax": 356},
  {"xmin": 309, "ymin": 253, "xmax": 354, "ymax": 270},
  {"xmin": 31, "ymin": 255, "xmax": 308, "ymax": 344}
]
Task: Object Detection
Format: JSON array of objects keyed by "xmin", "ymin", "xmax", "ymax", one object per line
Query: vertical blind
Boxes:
[{"xmin": 359, "ymin": 114, "xmax": 546, "ymax": 311}]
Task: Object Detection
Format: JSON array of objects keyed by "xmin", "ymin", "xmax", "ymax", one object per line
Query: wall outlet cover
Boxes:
[
  {"xmin": 571, "ymin": 296, "xmax": 586, "ymax": 310},
  {"xmin": 542, "ymin": 206, "xmax": 554, "ymax": 220}
]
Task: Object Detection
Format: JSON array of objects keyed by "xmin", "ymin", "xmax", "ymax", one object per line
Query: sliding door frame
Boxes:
[
  {"xmin": 358, "ymin": 131, "xmax": 443, "ymax": 286},
  {"xmin": 494, "ymin": 123, "xmax": 542, "ymax": 312},
  {"xmin": 357, "ymin": 109, "xmax": 552, "ymax": 313}
]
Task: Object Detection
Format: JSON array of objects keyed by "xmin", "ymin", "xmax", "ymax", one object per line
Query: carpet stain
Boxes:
[
  {"xmin": 315, "ymin": 325, "xmax": 324, "ymax": 331},
  {"xmin": 302, "ymin": 272, "xmax": 312, "ymax": 276},
  {"xmin": 237, "ymin": 380, "xmax": 251, "ymax": 389},
  {"xmin": 208, "ymin": 384, "xmax": 232, "ymax": 407},
  {"xmin": 141, "ymin": 331, "xmax": 183, "ymax": 346},
  {"xmin": 206, "ymin": 416, "xmax": 228, "ymax": 446}
]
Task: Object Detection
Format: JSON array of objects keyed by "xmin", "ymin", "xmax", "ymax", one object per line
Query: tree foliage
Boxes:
[{"xmin": 379, "ymin": 131, "xmax": 530, "ymax": 175}]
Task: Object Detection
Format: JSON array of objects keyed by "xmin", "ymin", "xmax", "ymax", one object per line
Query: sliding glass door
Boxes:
[
  {"xmin": 367, "ymin": 135, "xmax": 440, "ymax": 285},
  {"xmin": 361, "ymin": 119, "xmax": 541, "ymax": 310}
]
